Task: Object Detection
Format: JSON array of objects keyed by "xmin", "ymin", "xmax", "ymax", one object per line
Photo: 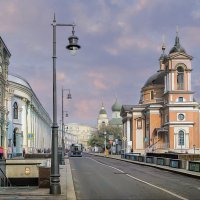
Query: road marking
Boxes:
[{"xmin": 88, "ymin": 157, "xmax": 188, "ymax": 200}]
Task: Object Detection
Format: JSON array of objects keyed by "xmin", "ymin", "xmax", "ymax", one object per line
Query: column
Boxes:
[
  {"xmin": 21, "ymin": 98, "xmax": 28, "ymax": 152},
  {"xmin": 126, "ymin": 118, "xmax": 131, "ymax": 153}
]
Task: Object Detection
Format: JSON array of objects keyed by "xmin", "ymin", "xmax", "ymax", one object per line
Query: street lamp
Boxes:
[
  {"xmin": 104, "ymin": 131, "xmax": 107, "ymax": 157},
  {"xmin": 50, "ymin": 14, "xmax": 80, "ymax": 195},
  {"xmin": 61, "ymin": 88, "xmax": 71, "ymax": 165}
]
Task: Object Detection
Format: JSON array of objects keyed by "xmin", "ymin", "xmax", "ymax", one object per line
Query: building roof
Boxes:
[
  {"xmin": 109, "ymin": 118, "xmax": 122, "ymax": 126},
  {"xmin": 8, "ymin": 73, "xmax": 32, "ymax": 89},
  {"xmin": 169, "ymin": 34, "xmax": 186, "ymax": 54},
  {"xmin": 143, "ymin": 70, "xmax": 165, "ymax": 88},
  {"xmin": 112, "ymin": 99, "xmax": 122, "ymax": 112},
  {"xmin": 99, "ymin": 106, "xmax": 107, "ymax": 115},
  {"xmin": 120, "ymin": 105, "xmax": 134, "ymax": 116},
  {"xmin": 0, "ymin": 37, "xmax": 11, "ymax": 57}
]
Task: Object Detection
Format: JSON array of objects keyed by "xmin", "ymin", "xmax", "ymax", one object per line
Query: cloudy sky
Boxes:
[{"xmin": 1, "ymin": 0, "xmax": 200, "ymax": 126}]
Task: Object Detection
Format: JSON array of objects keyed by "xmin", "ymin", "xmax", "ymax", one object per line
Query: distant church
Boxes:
[
  {"xmin": 121, "ymin": 32, "xmax": 200, "ymax": 154},
  {"xmin": 97, "ymin": 99, "xmax": 122, "ymax": 130}
]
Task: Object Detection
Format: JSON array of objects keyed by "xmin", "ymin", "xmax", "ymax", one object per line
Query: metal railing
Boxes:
[
  {"xmin": 145, "ymin": 139, "xmax": 161, "ymax": 153},
  {"xmin": 0, "ymin": 168, "xmax": 12, "ymax": 187},
  {"xmin": 156, "ymin": 143, "xmax": 170, "ymax": 149}
]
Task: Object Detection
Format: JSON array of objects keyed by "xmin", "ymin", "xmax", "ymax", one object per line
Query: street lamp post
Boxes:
[
  {"xmin": 50, "ymin": 14, "xmax": 80, "ymax": 195},
  {"xmin": 104, "ymin": 131, "xmax": 107, "ymax": 157},
  {"xmin": 61, "ymin": 88, "xmax": 71, "ymax": 165}
]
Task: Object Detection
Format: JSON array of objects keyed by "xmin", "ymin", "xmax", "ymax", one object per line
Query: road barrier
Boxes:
[
  {"xmin": 121, "ymin": 153, "xmax": 200, "ymax": 173},
  {"xmin": 146, "ymin": 156, "xmax": 154, "ymax": 163},
  {"xmin": 170, "ymin": 159, "xmax": 181, "ymax": 168},
  {"xmin": 189, "ymin": 161, "xmax": 200, "ymax": 172}
]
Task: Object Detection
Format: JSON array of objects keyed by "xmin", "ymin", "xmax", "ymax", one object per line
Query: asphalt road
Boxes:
[{"xmin": 70, "ymin": 154, "xmax": 200, "ymax": 200}]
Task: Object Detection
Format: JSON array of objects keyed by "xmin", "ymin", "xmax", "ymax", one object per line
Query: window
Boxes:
[
  {"xmin": 150, "ymin": 90, "xmax": 154, "ymax": 100},
  {"xmin": 137, "ymin": 119, "xmax": 142, "ymax": 129},
  {"xmin": 178, "ymin": 114, "xmax": 185, "ymax": 121},
  {"xmin": 165, "ymin": 114, "xmax": 169, "ymax": 122},
  {"xmin": 165, "ymin": 65, "xmax": 169, "ymax": 72},
  {"xmin": 178, "ymin": 130, "xmax": 184, "ymax": 145},
  {"xmin": 178, "ymin": 97, "xmax": 183, "ymax": 102},
  {"xmin": 13, "ymin": 102, "xmax": 18, "ymax": 119},
  {"xmin": 0, "ymin": 86, "xmax": 2, "ymax": 103},
  {"xmin": 177, "ymin": 66, "xmax": 184, "ymax": 90},
  {"xmin": 0, "ymin": 54, "xmax": 2, "ymax": 73}
]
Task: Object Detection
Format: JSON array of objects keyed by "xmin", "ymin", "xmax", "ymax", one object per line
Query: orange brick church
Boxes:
[{"xmin": 121, "ymin": 33, "xmax": 200, "ymax": 154}]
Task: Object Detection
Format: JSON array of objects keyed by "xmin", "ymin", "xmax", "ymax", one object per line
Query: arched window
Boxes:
[
  {"xmin": 177, "ymin": 66, "xmax": 184, "ymax": 90},
  {"xmin": 178, "ymin": 130, "xmax": 184, "ymax": 146},
  {"xmin": 13, "ymin": 102, "xmax": 18, "ymax": 119},
  {"xmin": 150, "ymin": 90, "xmax": 154, "ymax": 100}
]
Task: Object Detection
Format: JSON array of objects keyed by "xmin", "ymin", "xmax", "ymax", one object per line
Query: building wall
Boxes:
[
  {"xmin": 65, "ymin": 123, "xmax": 97, "ymax": 150},
  {"xmin": 121, "ymin": 36, "xmax": 200, "ymax": 154},
  {"xmin": 0, "ymin": 37, "xmax": 11, "ymax": 157},
  {"xmin": 7, "ymin": 74, "xmax": 52, "ymax": 157}
]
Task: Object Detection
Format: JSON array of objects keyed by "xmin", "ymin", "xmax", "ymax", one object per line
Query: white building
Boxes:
[
  {"xmin": 65, "ymin": 123, "xmax": 97, "ymax": 150},
  {"xmin": 65, "ymin": 132, "xmax": 78, "ymax": 151},
  {"xmin": 7, "ymin": 73, "xmax": 52, "ymax": 157},
  {"xmin": 97, "ymin": 102, "xmax": 109, "ymax": 130},
  {"xmin": 0, "ymin": 37, "xmax": 11, "ymax": 157}
]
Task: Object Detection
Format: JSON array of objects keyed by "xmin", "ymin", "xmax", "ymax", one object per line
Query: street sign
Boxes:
[
  {"xmin": 27, "ymin": 133, "xmax": 34, "ymax": 140},
  {"xmin": 122, "ymin": 136, "xmax": 127, "ymax": 141}
]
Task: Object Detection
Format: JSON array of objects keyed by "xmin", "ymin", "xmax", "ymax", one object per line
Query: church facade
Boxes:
[{"xmin": 121, "ymin": 34, "xmax": 200, "ymax": 154}]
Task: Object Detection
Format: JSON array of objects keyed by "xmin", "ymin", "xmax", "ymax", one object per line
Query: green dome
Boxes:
[
  {"xmin": 99, "ymin": 107, "xmax": 107, "ymax": 115},
  {"xmin": 112, "ymin": 100, "xmax": 122, "ymax": 112}
]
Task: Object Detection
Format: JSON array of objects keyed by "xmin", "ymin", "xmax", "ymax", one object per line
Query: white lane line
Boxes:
[{"xmin": 87, "ymin": 157, "xmax": 188, "ymax": 200}]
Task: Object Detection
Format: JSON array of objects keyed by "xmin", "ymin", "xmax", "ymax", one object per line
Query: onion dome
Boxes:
[
  {"xmin": 112, "ymin": 99, "xmax": 122, "ymax": 112},
  {"xmin": 99, "ymin": 103, "xmax": 107, "ymax": 115},
  {"xmin": 99, "ymin": 107, "xmax": 107, "ymax": 114}
]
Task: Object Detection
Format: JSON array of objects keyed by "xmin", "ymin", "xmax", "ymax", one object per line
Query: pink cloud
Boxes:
[
  {"xmin": 73, "ymin": 99, "xmax": 98, "ymax": 120},
  {"xmin": 87, "ymin": 71, "xmax": 107, "ymax": 90},
  {"xmin": 93, "ymin": 79, "xmax": 107, "ymax": 90}
]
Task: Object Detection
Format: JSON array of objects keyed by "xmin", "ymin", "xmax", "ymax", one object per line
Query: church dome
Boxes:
[
  {"xmin": 112, "ymin": 100, "xmax": 122, "ymax": 112},
  {"xmin": 169, "ymin": 35, "xmax": 186, "ymax": 54},
  {"xmin": 99, "ymin": 106, "xmax": 107, "ymax": 115},
  {"xmin": 143, "ymin": 71, "xmax": 165, "ymax": 88}
]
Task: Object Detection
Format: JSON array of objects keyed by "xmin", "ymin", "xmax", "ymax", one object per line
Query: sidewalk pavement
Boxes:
[
  {"xmin": 0, "ymin": 157, "xmax": 76, "ymax": 200},
  {"xmin": 89, "ymin": 152, "xmax": 200, "ymax": 179}
]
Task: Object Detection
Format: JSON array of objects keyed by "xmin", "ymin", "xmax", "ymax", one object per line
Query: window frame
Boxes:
[
  {"xmin": 178, "ymin": 130, "xmax": 184, "ymax": 146},
  {"xmin": 150, "ymin": 90, "xmax": 154, "ymax": 100},
  {"xmin": 13, "ymin": 102, "xmax": 18, "ymax": 119},
  {"xmin": 177, "ymin": 66, "xmax": 184, "ymax": 90},
  {"xmin": 178, "ymin": 97, "xmax": 183, "ymax": 102}
]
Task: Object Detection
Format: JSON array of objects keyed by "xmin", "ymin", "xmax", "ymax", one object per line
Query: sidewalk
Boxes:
[
  {"xmin": 89, "ymin": 152, "xmax": 200, "ymax": 179},
  {"xmin": 0, "ymin": 157, "xmax": 76, "ymax": 200}
]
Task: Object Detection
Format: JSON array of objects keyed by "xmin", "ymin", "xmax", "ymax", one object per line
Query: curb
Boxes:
[{"xmin": 66, "ymin": 158, "xmax": 76, "ymax": 200}]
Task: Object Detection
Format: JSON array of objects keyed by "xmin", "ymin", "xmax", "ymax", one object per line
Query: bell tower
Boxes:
[
  {"xmin": 163, "ymin": 31, "xmax": 193, "ymax": 104},
  {"xmin": 162, "ymin": 32, "xmax": 198, "ymax": 152}
]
